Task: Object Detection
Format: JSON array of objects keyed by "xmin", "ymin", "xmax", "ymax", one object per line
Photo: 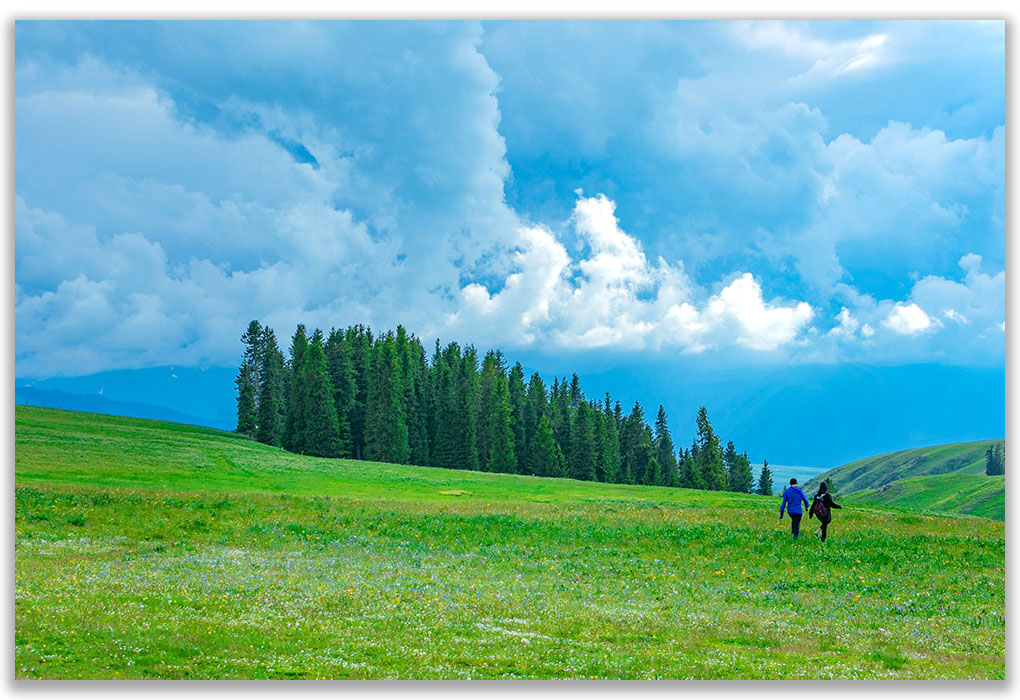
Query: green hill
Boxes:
[
  {"xmin": 805, "ymin": 439, "xmax": 1003, "ymax": 495},
  {"xmin": 844, "ymin": 472, "xmax": 1005, "ymax": 521},
  {"xmin": 14, "ymin": 405, "xmax": 1004, "ymax": 679}
]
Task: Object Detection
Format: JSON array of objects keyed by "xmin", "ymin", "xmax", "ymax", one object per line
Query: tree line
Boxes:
[{"xmin": 235, "ymin": 320, "xmax": 775, "ymax": 495}]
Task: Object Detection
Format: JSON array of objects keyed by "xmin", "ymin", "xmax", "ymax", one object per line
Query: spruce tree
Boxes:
[
  {"xmin": 678, "ymin": 448, "xmax": 700, "ymax": 489},
  {"xmin": 234, "ymin": 320, "xmax": 263, "ymax": 437},
  {"xmin": 508, "ymin": 362, "xmax": 528, "ymax": 475},
  {"xmin": 642, "ymin": 454, "xmax": 662, "ymax": 487},
  {"xmin": 723, "ymin": 441, "xmax": 739, "ymax": 491},
  {"xmin": 425, "ymin": 339, "xmax": 442, "ymax": 460},
  {"xmin": 591, "ymin": 405, "xmax": 607, "ymax": 481},
  {"xmin": 344, "ymin": 325, "xmax": 373, "ymax": 459},
  {"xmin": 396, "ymin": 328, "xmax": 429, "ymax": 465},
  {"xmin": 483, "ymin": 356, "xmax": 517, "ymax": 474},
  {"xmin": 282, "ymin": 325, "xmax": 309, "ymax": 453},
  {"xmin": 620, "ymin": 402, "xmax": 647, "ymax": 484},
  {"xmin": 757, "ymin": 458, "xmax": 774, "ymax": 496},
  {"xmin": 730, "ymin": 451, "xmax": 754, "ymax": 493},
  {"xmin": 324, "ymin": 328, "xmax": 355, "ymax": 458},
  {"xmin": 695, "ymin": 407, "xmax": 727, "ymax": 490},
  {"xmin": 458, "ymin": 345, "xmax": 480, "ymax": 471},
  {"xmin": 301, "ymin": 331, "xmax": 343, "ymax": 458},
  {"xmin": 527, "ymin": 414, "xmax": 561, "ymax": 477},
  {"xmin": 476, "ymin": 351, "xmax": 502, "ymax": 469},
  {"xmin": 986, "ymin": 443, "xmax": 1005, "ymax": 476},
  {"xmin": 430, "ymin": 351, "xmax": 459, "ymax": 469},
  {"xmin": 524, "ymin": 373, "xmax": 547, "ymax": 460},
  {"xmin": 235, "ymin": 366, "xmax": 257, "ymax": 437},
  {"xmin": 628, "ymin": 425, "xmax": 655, "ymax": 486},
  {"xmin": 549, "ymin": 378, "xmax": 571, "ymax": 460},
  {"xmin": 600, "ymin": 394, "xmax": 623, "ymax": 483},
  {"xmin": 653, "ymin": 405, "xmax": 679, "ymax": 487},
  {"xmin": 255, "ymin": 326, "xmax": 286, "ymax": 446},
  {"xmin": 567, "ymin": 400, "xmax": 597, "ymax": 481},
  {"xmin": 364, "ymin": 334, "xmax": 410, "ymax": 464},
  {"xmin": 568, "ymin": 373, "xmax": 582, "ymax": 408}
]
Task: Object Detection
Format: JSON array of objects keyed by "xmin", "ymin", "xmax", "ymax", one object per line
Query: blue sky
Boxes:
[{"xmin": 14, "ymin": 20, "xmax": 1005, "ymax": 380}]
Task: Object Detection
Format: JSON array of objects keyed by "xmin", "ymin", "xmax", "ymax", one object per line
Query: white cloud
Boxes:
[
  {"xmin": 446, "ymin": 195, "xmax": 814, "ymax": 355},
  {"xmin": 883, "ymin": 302, "xmax": 935, "ymax": 335},
  {"xmin": 943, "ymin": 308, "xmax": 969, "ymax": 325},
  {"xmin": 731, "ymin": 21, "xmax": 891, "ymax": 81},
  {"xmin": 828, "ymin": 306, "xmax": 860, "ymax": 338},
  {"xmin": 13, "ymin": 23, "xmax": 1005, "ymax": 376}
]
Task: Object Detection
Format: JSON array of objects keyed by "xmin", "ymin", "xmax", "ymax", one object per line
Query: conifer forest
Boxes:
[{"xmin": 234, "ymin": 321, "xmax": 761, "ymax": 494}]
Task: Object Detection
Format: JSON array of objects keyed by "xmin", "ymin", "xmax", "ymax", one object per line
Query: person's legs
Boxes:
[
  {"xmin": 820, "ymin": 518, "xmax": 829, "ymax": 542},
  {"xmin": 790, "ymin": 513, "xmax": 802, "ymax": 538}
]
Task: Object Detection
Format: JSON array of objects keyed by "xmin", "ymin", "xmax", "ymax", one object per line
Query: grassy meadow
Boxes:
[
  {"xmin": 806, "ymin": 439, "xmax": 1003, "ymax": 494},
  {"xmin": 845, "ymin": 473, "xmax": 1005, "ymax": 521},
  {"xmin": 14, "ymin": 406, "xmax": 1005, "ymax": 679}
]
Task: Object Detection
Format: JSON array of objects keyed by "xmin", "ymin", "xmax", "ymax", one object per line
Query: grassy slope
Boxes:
[
  {"xmin": 14, "ymin": 406, "xmax": 1005, "ymax": 679},
  {"xmin": 807, "ymin": 439, "xmax": 1002, "ymax": 494},
  {"xmin": 844, "ymin": 473, "xmax": 1005, "ymax": 521},
  {"xmin": 805, "ymin": 439, "xmax": 1004, "ymax": 519}
]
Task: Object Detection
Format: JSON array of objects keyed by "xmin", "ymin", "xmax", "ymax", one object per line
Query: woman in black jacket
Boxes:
[{"xmin": 809, "ymin": 481, "xmax": 842, "ymax": 542}]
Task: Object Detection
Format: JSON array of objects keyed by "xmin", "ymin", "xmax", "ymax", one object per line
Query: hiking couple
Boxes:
[{"xmin": 779, "ymin": 478, "xmax": 841, "ymax": 542}]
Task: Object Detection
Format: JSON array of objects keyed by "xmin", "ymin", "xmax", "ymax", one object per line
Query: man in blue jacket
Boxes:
[{"xmin": 779, "ymin": 478, "xmax": 810, "ymax": 539}]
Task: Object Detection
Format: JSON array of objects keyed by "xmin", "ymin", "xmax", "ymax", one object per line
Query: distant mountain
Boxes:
[
  {"xmin": 806, "ymin": 439, "xmax": 1003, "ymax": 494},
  {"xmin": 844, "ymin": 473, "xmax": 1004, "ymax": 521},
  {"xmin": 511, "ymin": 356, "xmax": 1004, "ymax": 469},
  {"xmin": 14, "ymin": 386, "xmax": 219, "ymax": 429},
  {"xmin": 15, "ymin": 366, "xmax": 236, "ymax": 431}
]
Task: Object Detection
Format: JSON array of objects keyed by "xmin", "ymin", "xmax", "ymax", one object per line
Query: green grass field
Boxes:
[
  {"xmin": 14, "ymin": 406, "xmax": 1005, "ymax": 679},
  {"xmin": 844, "ymin": 472, "xmax": 1005, "ymax": 521},
  {"xmin": 806, "ymin": 439, "xmax": 1003, "ymax": 495}
]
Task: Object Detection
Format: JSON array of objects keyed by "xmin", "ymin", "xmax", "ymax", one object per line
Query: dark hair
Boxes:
[
  {"xmin": 789, "ymin": 478, "xmax": 797, "ymax": 485},
  {"xmin": 817, "ymin": 481, "xmax": 829, "ymax": 495}
]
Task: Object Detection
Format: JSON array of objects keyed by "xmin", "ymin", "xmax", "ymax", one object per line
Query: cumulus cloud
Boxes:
[
  {"xmin": 12, "ymin": 22, "xmax": 1005, "ymax": 377},
  {"xmin": 883, "ymin": 303, "xmax": 936, "ymax": 335},
  {"xmin": 828, "ymin": 307, "xmax": 860, "ymax": 338},
  {"xmin": 446, "ymin": 195, "xmax": 814, "ymax": 354}
]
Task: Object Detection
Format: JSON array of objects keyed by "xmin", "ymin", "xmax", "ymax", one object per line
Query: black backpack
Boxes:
[{"xmin": 811, "ymin": 494, "xmax": 830, "ymax": 520}]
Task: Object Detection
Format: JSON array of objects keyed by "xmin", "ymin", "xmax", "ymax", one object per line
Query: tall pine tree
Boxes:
[
  {"xmin": 757, "ymin": 458, "xmax": 774, "ymax": 496},
  {"xmin": 301, "ymin": 330, "xmax": 343, "ymax": 458},
  {"xmin": 731, "ymin": 451, "xmax": 755, "ymax": 493},
  {"xmin": 524, "ymin": 373, "xmax": 547, "ymax": 463},
  {"xmin": 653, "ymin": 405, "xmax": 679, "ymax": 488},
  {"xmin": 480, "ymin": 352, "xmax": 516, "ymax": 473},
  {"xmin": 430, "ymin": 349, "xmax": 460, "ymax": 468},
  {"xmin": 986, "ymin": 443, "xmax": 1005, "ymax": 475},
  {"xmin": 344, "ymin": 325, "xmax": 373, "ymax": 460},
  {"xmin": 620, "ymin": 402, "xmax": 648, "ymax": 484},
  {"xmin": 458, "ymin": 345, "xmax": 480, "ymax": 471},
  {"xmin": 600, "ymin": 394, "xmax": 623, "ymax": 483},
  {"xmin": 324, "ymin": 328, "xmax": 355, "ymax": 458},
  {"xmin": 508, "ymin": 362, "xmax": 528, "ymax": 475},
  {"xmin": 567, "ymin": 400, "xmax": 597, "ymax": 481},
  {"xmin": 234, "ymin": 320, "xmax": 263, "ymax": 437},
  {"xmin": 282, "ymin": 325, "xmax": 309, "ymax": 453},
  {"xmin": 527, "ymin": 414, "xmax": 563, "ymax": 478},
  {"xmin": 364, "ymin": 333, "xmax": 410, "ymax": 464},
  {"xmin": 678, "ymin": 447, "xmax": 700, "ymax": 489},
  {"xmin": 255, "ymin": 326, "xmax": 285, "ymax": 447},
  {"xmin": 695, "ymin": 407, "xmax": 727, "ymax": 490}
]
